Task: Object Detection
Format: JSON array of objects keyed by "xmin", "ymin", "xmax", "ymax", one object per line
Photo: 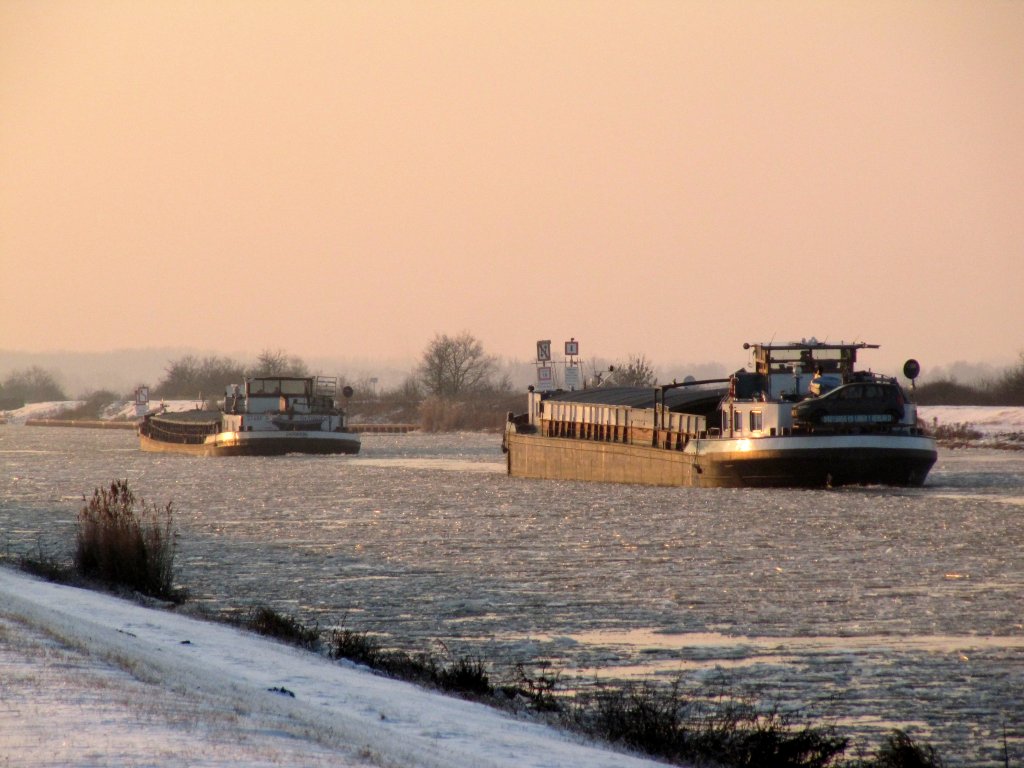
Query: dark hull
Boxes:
[
  {"xmin": 689, "ymin": 445, "xmax": 936, "ymax": 488},
  {"xmin": 505, "ymin": 432, "xmax": 936, "ymax": 489}
]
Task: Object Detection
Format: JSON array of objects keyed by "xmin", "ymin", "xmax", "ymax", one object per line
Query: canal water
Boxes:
[{"xmin": 1, "ymin": 426, "xmax": 1021, "ymax": 765}]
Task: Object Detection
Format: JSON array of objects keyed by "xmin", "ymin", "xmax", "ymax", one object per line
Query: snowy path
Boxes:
[{"xmin": 0, "ymin": 567, "xmax": 667, "ymax": 768}]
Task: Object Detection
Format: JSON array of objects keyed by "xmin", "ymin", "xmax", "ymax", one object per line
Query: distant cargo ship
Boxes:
[
  {"xmin": 139, "ymin": 375, "xmax": 360, "ymax": 456},
  {"xmin": 503, "ymin": 340, "xmax": 936, "ymax": 488}
]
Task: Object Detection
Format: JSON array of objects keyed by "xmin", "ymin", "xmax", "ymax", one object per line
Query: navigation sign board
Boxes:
[
  {"xmin": 565, "ymin": 339, "xmax": 579, "ymax": 357},
  {"xmin": 564, "ymin": 366, "xmax": 580, "ymax": 390},
  {"xmin": 536, "ymin": 340, "xmax": 552, "ymax": 362},
  {"xmin": 537, "ymin": 366, "xmax": 553, "ymax": 390}
]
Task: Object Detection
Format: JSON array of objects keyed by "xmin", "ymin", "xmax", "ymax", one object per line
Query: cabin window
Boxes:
[
  {"xmin": 733, "ymin": 411, "xmax": 743, "ymax": 433},
  {"xmin": 722, "ymin": 412, "xmax": 729, "ymax": 431},
  {"xmin": 749, "ymin": 410, "xmax": 762, "ymax": 432},
  {"xmin": 249, "ymin": 379, "xmax": 282, "ymax": 395}
]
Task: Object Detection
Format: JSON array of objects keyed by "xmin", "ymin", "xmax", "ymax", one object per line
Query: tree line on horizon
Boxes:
[
  {"xmin": 3, "ymin": 339, "xmax": 1024, "ymax": 419},
  {"xmin": 911, "ymin": 351, "xmax": 1024, "ymax": 406}
]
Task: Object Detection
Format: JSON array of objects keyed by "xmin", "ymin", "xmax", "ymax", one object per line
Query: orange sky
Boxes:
[{"xmin": 2, "ymin": 1, "xmax": 1022, "ymax": 376}]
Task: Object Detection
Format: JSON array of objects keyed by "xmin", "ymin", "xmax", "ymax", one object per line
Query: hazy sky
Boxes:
[{"xmin": 2, "ymin": 1, "xmax": 1022, "ymax": 376}]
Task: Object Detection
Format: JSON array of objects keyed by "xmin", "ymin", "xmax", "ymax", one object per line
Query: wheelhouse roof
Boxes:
[{"xmin": 744, "ymin": 341, "xmax": 879, "ymax": 352}]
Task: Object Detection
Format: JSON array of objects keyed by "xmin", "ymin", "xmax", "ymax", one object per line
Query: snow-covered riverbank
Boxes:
[{"xmin": 0, "ymin": 566, "xmax": 665, "ymax": 768}]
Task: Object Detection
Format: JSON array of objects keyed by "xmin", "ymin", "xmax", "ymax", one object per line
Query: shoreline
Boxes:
[{"xmin": 0, "ymin": 564, "xmax": 664, "ymax": 768}]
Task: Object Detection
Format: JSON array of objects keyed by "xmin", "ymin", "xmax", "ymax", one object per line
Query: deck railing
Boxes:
[{"xmin": 540, "ymin": 400, "xmax": 706, "ymax": 450}]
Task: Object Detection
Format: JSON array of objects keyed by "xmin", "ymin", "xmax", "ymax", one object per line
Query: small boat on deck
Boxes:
[
  {"xmin": 503, "ymin": 339, "xmax": 937, "ymax": 488},
  {"xmin": 139, "ymin": 375, "xmax": 360, "ymax": 456}
]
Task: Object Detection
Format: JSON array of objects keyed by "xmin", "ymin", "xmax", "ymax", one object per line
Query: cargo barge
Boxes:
[
  {"xmin": 139, "ymin": 375, "xmax": 360, "ymax": 456},
  {"xmin": 503, "ymin": 340, "xmax": 937, "ymax": 488}
]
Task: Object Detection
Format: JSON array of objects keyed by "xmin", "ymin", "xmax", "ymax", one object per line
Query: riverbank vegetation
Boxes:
[
  {"xmin": 914, "ymin": 353, "xmax": 1024, "ymax": 406},
  {"xmin": 74, "ymin": 479, "xmax": 180, "ymax": 602},
  {"xmin": 9, "ymin": 480, "xmax": 181, "ymax": 599},
  {"xmin": 0, "ymin": 365, "xmax": 68, "ymax": 408},
  {"xmin": 58, "ymin": 389, "xmax": 123, "ymax": 420}
]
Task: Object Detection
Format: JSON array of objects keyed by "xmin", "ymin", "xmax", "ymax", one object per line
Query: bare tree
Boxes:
[
  {"xmin": 417, "ymin": 332, "xmax": 498, "ymax": 397},
  {"xmin": 606, "ymin": 354, "xmax": 657, "ymax": 387},
  {"xmin": 250, "ymin": 349, "xmax": 309, "ymax": 378},
  {"xmin": 154, "ymin": 355, "xmax": 200, "ymax": 397},
  {"xmin": 993, "ymin": 351, "xmax": 1024, "ymax": 405},
  {"xmin": 153, "ymin": 351, "xmax": 311, "ymax": 397},
  {"xmin": 0, "ymin": 366, "xmax": 67, "ymax": 403},
  {"xmin": 154, "ymin": 355, "xmax": 247, "ymax": 398}
]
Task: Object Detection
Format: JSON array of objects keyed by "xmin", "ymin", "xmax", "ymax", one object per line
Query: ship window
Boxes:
[
  {"xmin": 722, "ymin": 412, "xmax": 729, "ymax": 431},
  {"xmin": 251, "ymin": 379, "xmax": 282, "ymax": 395},
  {"xmin": 749, "ymin": 411, "xmax": 762, "ymax": 432},
  {"xmin": 733, "ymin": 411, "xmax": 743, "ymax": 433}
]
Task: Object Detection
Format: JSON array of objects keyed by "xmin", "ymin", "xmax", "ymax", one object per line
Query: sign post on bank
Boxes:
[{"xmin": 536, "ymin": 339, "xmax": 553, "ymax": 391}]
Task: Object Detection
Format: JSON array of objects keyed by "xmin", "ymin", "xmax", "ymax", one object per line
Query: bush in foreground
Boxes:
[
  {"xmin": 867, "ymin": 730, "xmax": 946, "ymax": 768},
  {"xmin": 567, "ymin": 680, "xmax": 848, "ymax": 768},
  {"xmin": 75, "ymin": 479, "xmax": 178, "ymax": 600},
  {"xmin": 15, "ymin": 551, "xmax": 76, "ymax": 584},
  {"xmin": 327, "ymin": 627, "xmax": 492, "ymax": 697},
  {"xmin": 246, "ymin": 605, "xmax": 321, "ymax": 650}
]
